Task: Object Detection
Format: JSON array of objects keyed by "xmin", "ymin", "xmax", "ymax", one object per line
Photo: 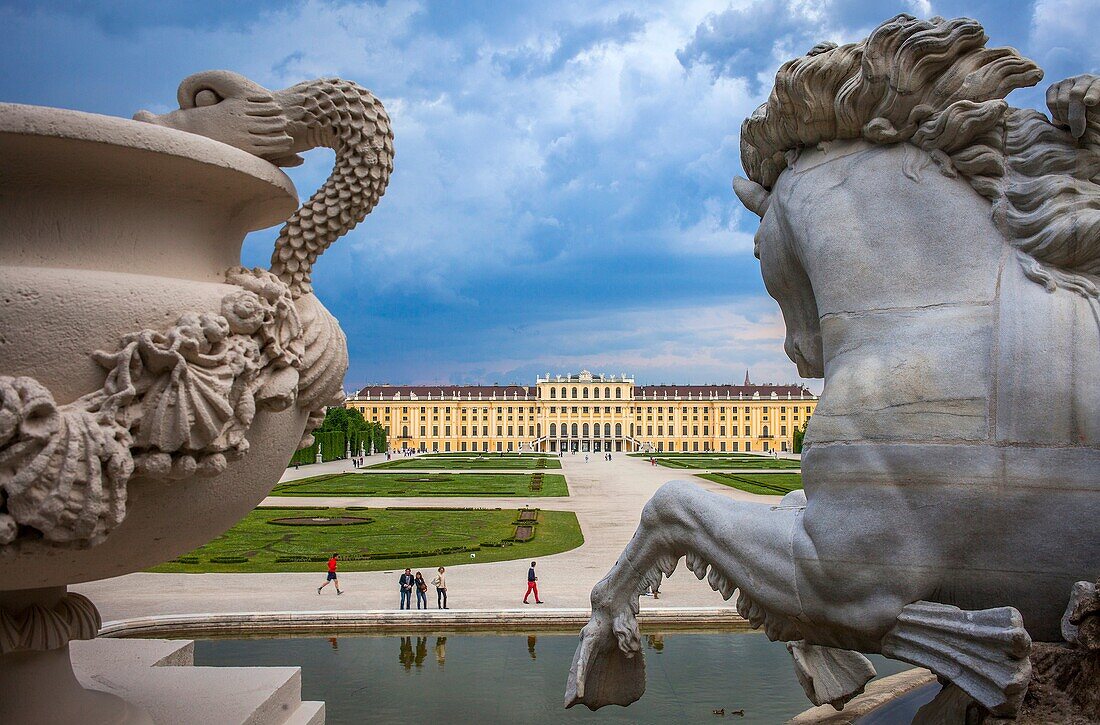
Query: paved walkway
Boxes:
[{"xmin": 77, "ymin": 453, "xmax": 787, "ymax": 622}]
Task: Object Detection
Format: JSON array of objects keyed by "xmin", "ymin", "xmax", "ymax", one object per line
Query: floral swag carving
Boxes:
[{"xmin": 0, "ymin": 267, "xmax": 314, "ymax": 548}]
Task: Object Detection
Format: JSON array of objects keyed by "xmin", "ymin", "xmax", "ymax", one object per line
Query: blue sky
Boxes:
[{"xmin": 3, "ymin": 0, "xmax": 1096, "ymax": 391}]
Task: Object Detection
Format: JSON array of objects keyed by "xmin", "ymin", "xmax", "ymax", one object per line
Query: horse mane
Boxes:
[{"xmin": 740, "ymin": 14, "xmax": 1100, "ymax": 297}]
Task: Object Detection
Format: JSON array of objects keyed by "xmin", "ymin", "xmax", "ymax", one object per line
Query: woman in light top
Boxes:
[{"xmin": 432, "ymin": 566, "xmax": 448, "ymax": 609}]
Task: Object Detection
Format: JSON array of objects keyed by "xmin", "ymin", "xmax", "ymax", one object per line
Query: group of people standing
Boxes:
[
  {"xmin": 399, "ymin": 567, "xmax": 448, "ymax": 609},
  {"xmin": 318, "ymin": 558, "xmax": 547, "ymax": 607}
]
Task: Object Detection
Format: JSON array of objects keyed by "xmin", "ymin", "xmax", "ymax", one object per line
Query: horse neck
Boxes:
[{"xmin": 778, "ymin": 141, "xmax": 1008, "ymax": 445}]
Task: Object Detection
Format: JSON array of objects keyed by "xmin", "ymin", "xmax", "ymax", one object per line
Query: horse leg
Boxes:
[
  {"xmin": 565, "ymin": 481, "xmax": 1033, "ymax": 716},
  {"xmin": 566, "ymin": 480, "xmax": 811, "ymax": 709}
]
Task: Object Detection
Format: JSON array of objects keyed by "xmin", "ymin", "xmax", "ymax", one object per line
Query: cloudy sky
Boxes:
[{"xmin": 3, "ymin": 0, "xmax": 1096, "ymax": 391}]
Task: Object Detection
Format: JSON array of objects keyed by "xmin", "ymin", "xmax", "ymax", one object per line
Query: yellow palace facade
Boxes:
[{"xmin": 345, "ymin": 370, "xmax": 817, "ymax": 454}]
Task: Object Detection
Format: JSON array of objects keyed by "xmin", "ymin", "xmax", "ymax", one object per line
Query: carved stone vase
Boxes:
[{"xmin": 0, "ymin": 103, "xmax": 312, "ymax": 722}]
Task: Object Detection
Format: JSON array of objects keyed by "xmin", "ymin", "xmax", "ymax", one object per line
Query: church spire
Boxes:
[{"xmin": 744, "ymin": 369, "xmax": 750, "ymax": 386}]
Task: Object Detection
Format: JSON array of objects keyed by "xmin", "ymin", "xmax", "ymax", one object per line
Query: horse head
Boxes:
[
  {"xmin": 733, "ymin": 13, "xmax": 1100, "ymax": 396},
  {"xmin": 734, "ymin": 175, "xmax": 822, "ymax": 378}
]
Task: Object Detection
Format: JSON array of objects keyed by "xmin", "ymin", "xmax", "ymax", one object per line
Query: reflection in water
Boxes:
[
  {"xmin": 196, "ymin": 632, "xmax": 916, "ymax": 724},
  {"xmin": 399, "ymin": 636, "xmax": 414, "ymax": 671},
  {"xmin": 415, "ymin": 636, "xmax": 427, "ymax": 668},
  {"xmin": 434, "ymin": 636, "xmax": 446, "ymax": 667},
  {"xmin": 399, "ymin": 636, "xmax": 429, "ymax": 670},
  {"xmin": 328, "ymin": 637, "xmax": 339, "ymax": 651}
]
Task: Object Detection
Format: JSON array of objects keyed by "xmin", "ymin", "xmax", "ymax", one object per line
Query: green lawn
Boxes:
[
  {"xmin": 697, "ymin": 472, "xmax": 803, "ymax": 496},
  {"xmin": 272, "ymin": 472, "xmax": 568, "ymax": 497},
  {"xmin": 369, "ymin": 454, "xmax": 561, "ymax": 470},
  {"xmin": 152, "ymin": 507, "xmax": 583, "ymax": 573},
  {"xmin": 650, "ymin": 456, "xmax": 801, "ymax": 470}
]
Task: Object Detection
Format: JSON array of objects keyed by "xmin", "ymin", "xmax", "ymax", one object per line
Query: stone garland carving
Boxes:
[
  {"xmin": 0, "ymin": 268, "xmax": 303, "ymax": 547},
  {"xmin": 1, "ymin": 73, "xmax": 394, "ymax": 548},
  {"xmin": 0, "ymin": 592, "xmax": 100, "ymax": 654}
]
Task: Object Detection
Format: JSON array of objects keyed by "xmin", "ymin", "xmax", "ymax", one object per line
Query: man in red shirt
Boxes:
[{"xmin": 318, "ymin": 553, "xmax": 343, "ymax": 595}]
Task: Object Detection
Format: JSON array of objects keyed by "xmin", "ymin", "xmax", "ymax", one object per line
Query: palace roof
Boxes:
[{"xmin": 350, "ymin": 382, "xmax": 815, "ymax": 401}]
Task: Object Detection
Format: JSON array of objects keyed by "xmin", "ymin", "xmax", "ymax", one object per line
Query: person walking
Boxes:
[
  {"xmin": 414, "ymin": 571, "xmax": 429, "ymax": 610},
  {"xmin": 399, "ymin": 568, "xmax": 414, "ymax": 609},
  {"xmin": 317, "ymin": 553, "xmax": 342, "ymax": 595},
  {"xmin": 432, "ymin": 566, "xmax": 448, "ymax": 609},
  {"xmin": 523, "ymin": 561, "xmax": 543, "ymax": 604}
]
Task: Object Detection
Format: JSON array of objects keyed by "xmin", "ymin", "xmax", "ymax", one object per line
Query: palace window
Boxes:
[
  {"xmin": 703, "ymin": 426, "xmax": 709, "ymax": 435},
  {"xmin": 482, "ymin": 426, "xmax": 488, "ymax": 435},
  {"xmin": 550, "ymin": 388, "xmax": 556, "ymax": 398},
  {"xmin": 550, "ymin": 423, "xmax": 557, "ymax": 436},
  {"xmin": 445, "ymin": 426, "xmax": 451, "ymax": 436},
  {"xmin": 572, "ymin": 406, "xmax": 578, "ymax": 413},
  {"xmin": 461, "ymin": 426, "xmax": 467, "ymax": 436},
  {"xmin": 593, "ymin": 387, "xmax": 599, "ymax": 398},
  {"xmin": 615, "ymin": 423, "xmax": 622, "ymax": 436},
  {"xmin": 647, "ymin": 426, "xmax": 653, "ymax": 435},
  {"xmin": 604, "ymin": 423, "xmax": 611, "ymax": 437},
  {"xmin": 582, "ymin": 423, "xmax": 590, "ymax": 437},
  {"xmin": 508, "ymin": 426, "xmax": 513, "ymax": 436},
  {"xmin": 571, "ymin": 423, "xmax": 578, "ymax": 436},
  {"xmin": 682, "ymin": 426, "xmax": 688, "ymax": 435},
  {"xmin": 420, "ymin": 426, "xmax": 426, "ymax": 435},
  {"xmin": 572, "ymin": 387, "xmax": 578, "ymax": 398},
  {"xmin": 433, "ymin": 426, "xmax": 438, "ymax": 436},
  {"xmin": 615, "ymin": 388, "xmax": 622, "ymax": 398},
  {"xmin": 497, "ymin": 426, "xmax": 503, "ymax": 435},
  {"xmin": 582, "ymin": 387, "xmax": 589, "ymax": 398},
  {"xmin": 402, "ymin": 425, "xmax": 409, "ymax": 437},
  {"xmin": 762, "ymin": 425, "xmax": 770, "ymax": 437}
]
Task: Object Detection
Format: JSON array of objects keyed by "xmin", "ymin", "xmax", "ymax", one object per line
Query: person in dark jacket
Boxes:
[
  {"xmin": 399, "ymin": 568, "xmax": 414, "ymax": 609},
  {"xmin": 523, "ymin": 561, "xmax": 543, "ymax": 604}
]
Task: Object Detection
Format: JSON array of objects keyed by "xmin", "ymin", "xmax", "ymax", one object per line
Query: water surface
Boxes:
[{"xmin": 195, "ymin": 631, "xmax": 912, "ymax": 724}]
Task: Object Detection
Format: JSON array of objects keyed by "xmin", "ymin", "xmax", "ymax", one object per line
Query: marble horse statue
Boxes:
[{"xmin": 566, "ymin": 14, "xmax": 1099, "ymax": 719}]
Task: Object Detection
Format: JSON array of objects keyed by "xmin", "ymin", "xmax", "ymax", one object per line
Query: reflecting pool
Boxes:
[{"xmin": 195, "ymin": 631, "xmax": 913, "ymax": 724}]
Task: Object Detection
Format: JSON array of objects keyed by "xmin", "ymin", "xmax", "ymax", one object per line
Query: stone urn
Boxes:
[{"xmin": 0, "ymin": 71, "xmax": 392, "ymax": 723}]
